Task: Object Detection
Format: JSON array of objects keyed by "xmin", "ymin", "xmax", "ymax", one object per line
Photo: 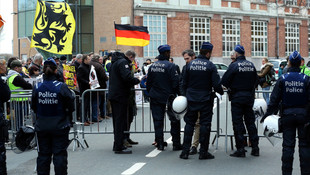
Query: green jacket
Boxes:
[{"xmin": 300, "ymin": 65, "xmax": 310, "ymax": 76}]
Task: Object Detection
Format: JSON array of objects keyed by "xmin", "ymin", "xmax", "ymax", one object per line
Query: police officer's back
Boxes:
[
  {"xmin": 221, "ymin": 45, "xmax": 259, "ymax": 157},
  {"xmin": 261, "ymin": 51, "xmax": 310, "ymax": 175},
  {"xmin": 31, "ymin": 58, "xmax": 75, "ymax": 175},
  {"xmin": 180, "ymin": 42, "xmax": 223, "ymax": 160},
  {"xmin": 0, "ymin": 59, "xmax": 11, "ymax": 175},
  {"xmin": 147, "ymin": 44, "xmax": 181, "ymax": 151}
]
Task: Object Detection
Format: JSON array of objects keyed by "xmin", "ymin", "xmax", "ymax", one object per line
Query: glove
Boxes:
[{"xmin": 260, "ymin": 114, "xmax": 268, "ymax": 123}]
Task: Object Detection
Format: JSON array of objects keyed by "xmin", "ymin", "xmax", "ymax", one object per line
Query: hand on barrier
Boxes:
[{"xmin": 260, "ymin": 114, "xmax": 268, "ymax": 123}]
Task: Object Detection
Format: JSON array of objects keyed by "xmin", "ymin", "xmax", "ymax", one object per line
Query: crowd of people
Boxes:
[{"xmin": 0, "ymin": 41, "xmax": 309, "ymax": 174}]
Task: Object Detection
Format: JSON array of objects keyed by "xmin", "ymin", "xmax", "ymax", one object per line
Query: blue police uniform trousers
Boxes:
[
  {"xmin": 231, "ymin": 100, "xmax": 259, "ymax": 149},
  {"xmin": 150, "ymin": 100, "xmax": 180, "ymax": 145},
  {"xmin": 281, "ymin": 113, "xmax": 310, "ymax": 175},
  {"xmin": 183, "ymin": 100, "xmax": 213, "ymax": 153},
  {"xmin": 37, "ymin": 127, "xmax": 70, "ymax": 175},
  {"xmin": 0, "ymin": 141, "xmax": 6, "ymax": 175},
  {"xmin": 111, "ymin": 100, "xmax": 128, "ymax": 151}
]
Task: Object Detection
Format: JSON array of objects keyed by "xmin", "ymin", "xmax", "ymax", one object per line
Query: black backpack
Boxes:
[{"xmin": 266, "ymin": 67, "xmax": 276, "ymax": 85}]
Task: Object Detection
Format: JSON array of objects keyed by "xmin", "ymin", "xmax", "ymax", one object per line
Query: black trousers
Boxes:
[
  {"xmin": 36, "ymin": 127, "xmax": 70, "ymax": 175},
  {"xmin": 111, "ymin": 100, "xmax": 128, "ymax": 151},
  {"xmin": 0, "ymin": 141, "xmax": 6, "ymax": 175},
  {"xmin": 150, "ymin": 100, "xmax": 180, "ymax": 145},
  {"xmin": 124, "ymin": 104, "xmax": 136, "ymax": 140},
  {"xmin": 182, "ymin": 101, "xmax": 213, "ymax": 153},
  {"xmin": 281, "ymin": 114, "xmax": 310, "ymax": 175},
  {"xmin": 231, "ymin": 100, "xmax": 258, "ymax": 149}
]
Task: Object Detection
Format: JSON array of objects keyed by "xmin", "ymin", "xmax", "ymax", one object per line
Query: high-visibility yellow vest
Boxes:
[
  {"xmin": 7, "ymin": 74, "xmax": 29, "ymax": 101},
  {"xmin": 104, "ymin": 60, "xmax": 111, "ymax": 72}
]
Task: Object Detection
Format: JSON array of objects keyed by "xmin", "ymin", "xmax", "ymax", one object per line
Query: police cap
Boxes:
[
  {"xmin": 158, "ymin": 44, "xmax": 171, "ymax": 53},
  {"xmin": 44, "ymin": 57, "xmax": 57, "ymax": 66},
  {"xmin": 289, "ymin": 51, "xmax": 301, "ymax": 64},
  {"xmin": 200, "ymin": 42, "xmax": 213, "ymax": 51},
  {"xmin": 234, "ymin": 45, "xmax": 245, "ymax": 54}
]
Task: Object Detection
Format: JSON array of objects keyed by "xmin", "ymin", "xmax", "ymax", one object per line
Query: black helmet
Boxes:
[{"xmin": 14, "ymin": 126, "xmax": 36, "ymax": 153}]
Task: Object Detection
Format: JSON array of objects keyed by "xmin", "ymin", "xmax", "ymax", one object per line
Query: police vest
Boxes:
[
  {"xmin": 281, "ymin": 72, "xmax": 308, "ymax": 108},
  {"xmin": 7, "ymin": 74, "xmax": 28, "ymax": 101}
]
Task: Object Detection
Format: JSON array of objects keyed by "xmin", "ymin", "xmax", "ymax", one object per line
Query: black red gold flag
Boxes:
[{"xmin": 115, "ymin": 24, "xmax": 150, "ymax": 47}]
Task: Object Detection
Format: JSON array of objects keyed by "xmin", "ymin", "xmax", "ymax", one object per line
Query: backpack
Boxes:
[{"xmin": 265, "ymin": 67, "xmax": 276, "ymax": 85}]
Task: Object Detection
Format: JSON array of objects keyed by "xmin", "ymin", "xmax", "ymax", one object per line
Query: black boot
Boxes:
[
  {"xmin": 230, "ymin": 148, "xmax": 246, "ymax": 158},
  {"xmin": 156, "ymin": 138, "xmax": 165, "ymax": 151},
  {"xmin": 189, "ymin": 146, "xmax": 197, "ymax": 155},
  {"xmin": 251, "ymin": 147, "xmax": 259, "ymax": 156},
  {"xmin": 179, "ymin": 151, "xmax": 189, "ymax": 159},
  {"xmin": 199, "ymin": 151, "xmax": 215, "ymax": 160},
  {"xmin": 173, "ymin": 142, "xmax": 182, "ymax": 151}
]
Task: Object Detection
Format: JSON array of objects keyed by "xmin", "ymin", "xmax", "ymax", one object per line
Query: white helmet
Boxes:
[
  {"xmin": 263, "ymin": 115, "xmax": 280, "ymax": 137},
  {"xmin": 172, "ymin": 96, "xmax": 187, "ymax": 120},
  {"xmin": 253, "ymin": 99, "xmax": 267, "ymax": 119}
]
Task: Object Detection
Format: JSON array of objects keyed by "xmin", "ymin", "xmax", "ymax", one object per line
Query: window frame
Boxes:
[
  {"xmin": 251, "ymin": 20, "xmax": 268, "ymax": 57},
  {"xmin": 285, "ymin": 23, "xmax": 300, "ymax": 56},
  {"xmin": 222, "ymin": 19, "xmax": 240, "ymax": 57},
  {"xmin": 190, "ymin": 17, "xmax": 211, "ymax": 56}
]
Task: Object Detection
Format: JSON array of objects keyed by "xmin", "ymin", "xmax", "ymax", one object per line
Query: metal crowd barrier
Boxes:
[{"xmin": 4, "ymin": 88, "xmax": 275, "ymax": 152}]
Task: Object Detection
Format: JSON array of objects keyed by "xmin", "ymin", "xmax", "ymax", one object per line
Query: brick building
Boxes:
[{"xmin": 13, "ymin": 0, "xmax": 310, "ymax": 68}]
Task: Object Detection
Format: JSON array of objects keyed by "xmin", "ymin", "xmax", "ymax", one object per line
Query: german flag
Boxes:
[{"xmin": 115, "ymin": 24, "xmax": 150, "ymax": 47}]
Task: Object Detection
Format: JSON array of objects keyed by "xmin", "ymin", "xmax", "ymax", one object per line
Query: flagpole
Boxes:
[{"xmin": 75, "ymin": 0, "xmax": 78, "ymax": 55}]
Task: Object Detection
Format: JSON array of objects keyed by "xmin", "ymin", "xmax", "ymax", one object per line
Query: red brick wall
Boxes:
[
  {"xmin": 241, "ymin": 16, "xmax": 251, "ymax": 57},
  {"xmin": 167, "ymin": 12, "xmax": 190, "ymax": 57},
  {"xmin": 268, "ymin": 18, "xmax": 277, "ymax": 57},
  {"xmin": 231, "ymin": 2, "xmax": 240, "ymax": 8},
  {"xmin": 200, "ymin": 0, "xmax": 210, "ymax": 6},
  {"xmin": 210, "ymin": 14, "xmax": 222, "ymax": 57},
  {"xmin": 134, "ymin": 16, "xmax": 144, "ymax": 57},
  {"xmin": 259, "ymin": 4, "xmax": 267, "ymax": 11},
  {"xmin": 279, "ymin": 18, "xmax": 286, "ymax": 57},
  {"xmin": 300, "ymin": 20, "xmax": 308, "ymax": 57},
  {"xmin": 189, "ymin": 0, "xmax": 197, "ymax": 5},
  {"xmin": 251, "ymin": 3, "xmax": 256, "ymax": 10},
  {"xmin": 221, "ymin": 1, "xmax": 228, "ymax": 7},
  {"xmin": 155, "ymin": 0, "xmax": 167, "ymax": 2}
]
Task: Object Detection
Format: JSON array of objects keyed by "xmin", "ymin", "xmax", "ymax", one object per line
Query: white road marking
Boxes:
[
  {"xmin": 145, "ymin": 149, "xmax": 162, "ymax": 157},
  {"xmin": 121, "ymin": 163, "xmax": 146, "ymax": 175}
]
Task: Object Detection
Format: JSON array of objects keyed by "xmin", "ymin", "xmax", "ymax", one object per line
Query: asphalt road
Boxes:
[{"xmin": 6, "ymin": 94, "xmax": 302, "ymax": 175}]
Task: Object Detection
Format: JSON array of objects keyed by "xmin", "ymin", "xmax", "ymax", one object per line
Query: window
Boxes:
[
  {"xmin": 308, "ymin": 26, "xmax": 310, "ymax": 57},
  {"xmin": 190, "ymin": 17, "xmax": 210, "ymax": 55},
  {"xmin": 285, "ymin": 23, "xmax": 299, "ymax": 56},
  {"xmin": 222, "ymin": 19, "xmax": 240, "ymax": 57},
  {"xmin": 143, "ymin": 15, "xmax": 167, "ymax": 58},
  {"xmin": 251, "ymin": 0, "xmax": 265, "ymax": 3},
  {"xmin": 307, "ymin": 0, "xmax": 310, "ymax": 7},
  {"xmin": 251, "ymin": 21, "xmax": 267, "ymax": 57},
  {"xmin": 284, "ymin": 0, "xmax": 297, "ymax": 6}
]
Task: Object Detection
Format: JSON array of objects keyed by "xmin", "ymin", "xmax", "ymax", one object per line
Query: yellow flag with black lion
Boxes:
[{"xmin": 30, "ymin": 0, "xmax": 75, "ymax": 54}]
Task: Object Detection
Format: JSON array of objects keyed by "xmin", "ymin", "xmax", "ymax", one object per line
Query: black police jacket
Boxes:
[
  {"xmin": 31, "ymin": 75, "xmax": 75, "ymax": 131},
  {"xmin": 264, "ymin": 67, "xmax": 310, "ymax": 117},
  {"xmin": 108, "ymin": 52, "xmax": 140, "ymax": 102},
  {"xmin": 182, "ymin": 55, "xmax": 223, "ymax": 102},
  {"xmin": 0, "ymin": 78, "xmax": 10, "ymax": 118},
  {"xmin": 147, "ymin": 54, "xmax": 179, "ymax": 104},
  {"xmin": 221, "ymin": 56, "xmax": 258, "ymax": 102}
]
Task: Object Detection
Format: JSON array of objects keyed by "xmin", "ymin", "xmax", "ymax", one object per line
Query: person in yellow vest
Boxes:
[
  {"xmin": 6, "ymin": 60, "xmax": 32, "ymax": 130},
  {"xmin": 300, "ymin": 58, "xmax": 310, "ymax": 76}
]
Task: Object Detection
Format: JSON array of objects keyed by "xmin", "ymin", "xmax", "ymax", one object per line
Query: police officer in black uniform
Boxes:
[
  {"xmin": 31, "ymin": 58, "xmax": 75, "ymax": 175},
  {"xmin": 261, "ymin": 51, "xmax": 310, "ymax": 175},
  {"xmin": 180, "ymin": 42, "xmax": 223, "ymax": 159},
  {"xmin": 108, "ymin": 52, "xmax": 140, "ymax": 154},
  {"xmin": 221, "ymin": 45, "xmax": 259, "ymax": 157},
  {"xmin": 0, "ymin": 59, "xmax": 10, "ymax": 175},
  {"xmin": 147, "ymin": 44, "xmax": 181, "ymax": 151}
]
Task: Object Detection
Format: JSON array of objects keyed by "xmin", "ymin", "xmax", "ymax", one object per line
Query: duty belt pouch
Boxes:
[
  {"xmin": 305, "ymin": 122, "xmax": 310, "ymax": 143},
  {"xmin": 278, "ymin": 117, "xmax": 283, "ymax": 133}
]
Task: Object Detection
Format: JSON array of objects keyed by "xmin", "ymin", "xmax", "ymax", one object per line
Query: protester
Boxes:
[
  {"xmin": 31, "ymin": 58, "xmax": 75, "ymax": 175},
  {"xmin": 258, "ymin": 57, "xmax": 274, "ymax": 104},
  {"xmin": 108, "ymin": 52, "xmax": 140, "ymax": 154}
]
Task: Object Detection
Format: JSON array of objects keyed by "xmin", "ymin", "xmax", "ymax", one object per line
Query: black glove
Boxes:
[{"xmin": 260, "ymin": 114, "xmax": 268, "ymax": 123}]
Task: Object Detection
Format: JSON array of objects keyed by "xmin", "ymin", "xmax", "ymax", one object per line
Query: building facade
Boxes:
[{"xmin": 13, "ymin": 0, "xmax": 310, "ymax": 67}]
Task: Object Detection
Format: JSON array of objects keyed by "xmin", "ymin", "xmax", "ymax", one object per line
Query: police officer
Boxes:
[
  {"xmin": 0, "ymin": 59, "xmax": 10, "ymax": 175},
  {"xmin": 108, "ymin": 52, "xmax": 140, "ymax": 154},
  {"xmin": 221, "ymin": 45, "xmax": 259, "ymax": 157},
  {"xmin": 261, "ymin": 51, "xmax": 310, "ymax": 175},
  {"xmin": 147, "ymin": 44, "xmax": 181, "ymax": 151},
  {"xmin": 180, "ymin": 42, "xmax": 223, "ymax": 159},
  {"xmin": 31, "ymin": 58, "xmax": 75, "ymax": 175}
]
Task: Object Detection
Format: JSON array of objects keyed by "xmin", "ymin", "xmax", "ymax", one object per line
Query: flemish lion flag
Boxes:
[
  {"xmin": 30, "ymin": 0, "xmax": 75, "ymax": 54},
  {"xmin": 115, "ymin": 24, "xmax": 150, "ymax": 47}
]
